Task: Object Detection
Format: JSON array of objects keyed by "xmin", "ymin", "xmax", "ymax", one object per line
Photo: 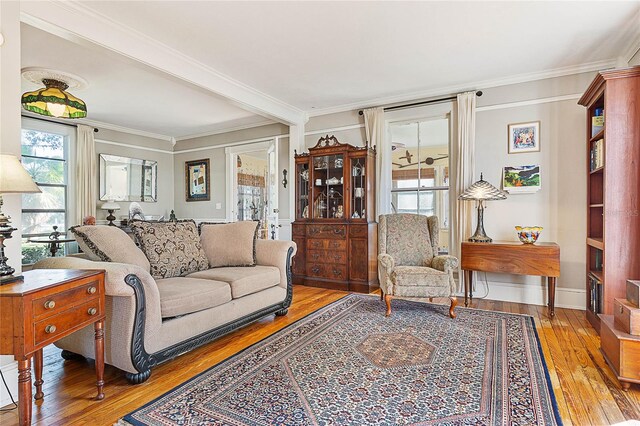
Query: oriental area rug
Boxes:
[{"xmin": 121, "ymin": 294, "xmax": 562, "ymax": 426}]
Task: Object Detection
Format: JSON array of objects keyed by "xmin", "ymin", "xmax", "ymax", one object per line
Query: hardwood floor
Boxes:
[{"xmin": 1, "ymin": 286, "xmax": 638, "ymax": 425}]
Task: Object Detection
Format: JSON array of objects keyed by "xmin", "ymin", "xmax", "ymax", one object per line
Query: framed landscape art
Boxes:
[
  {"xmin": 185, "ymin": 158, "xmax": 210, "ymax": 201},
  {"xmin": 502, "ymin": 164, "xmax": 541, "ymax": 194},
  {"xmin": 508, "ymin": 121, "xmax": 540, "ymax": 153}
]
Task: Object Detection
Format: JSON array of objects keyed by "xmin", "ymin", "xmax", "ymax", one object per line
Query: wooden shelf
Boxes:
[
  {"xmin": 580, "ymin": 67, "xmax": 640, "ymax": 341},
  {"xmin": 589, "ymin": 128, "xmax": 605, "ymax": 143},
  {"xmin": 589, "ymin": 270, "xmax": 604, "ymax": 281},
  {"xmin": 587, "ymin": 237, "xmax": 604, "ymax": 250}
]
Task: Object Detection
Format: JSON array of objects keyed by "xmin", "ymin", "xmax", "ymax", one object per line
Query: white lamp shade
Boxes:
[
  {"xmin": 101, "ymin": 201, "xmax": 121, "ymax": 211},
  {"xmin": 0, "ymin": 154, "xmax": 41, "ymax": 194}
]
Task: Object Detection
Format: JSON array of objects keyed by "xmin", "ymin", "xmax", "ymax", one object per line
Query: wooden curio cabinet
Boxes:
[{"xmin": 292, "ymin": 135, "xmax": 378, "ymax": 293}]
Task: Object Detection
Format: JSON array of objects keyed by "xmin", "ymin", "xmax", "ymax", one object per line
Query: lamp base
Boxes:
[
  {"xmin": 0, "ymin": 274, "xmax": 23, "ymax": 285},
  {"xmin": 467, "ymin": 201, "xmax": 493, "ymax": 243},
  {"xmin": 106, "ymin": 209, "xmax": 117, "ymax": 226}
]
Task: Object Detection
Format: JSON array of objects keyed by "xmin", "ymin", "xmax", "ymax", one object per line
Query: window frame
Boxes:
[{"xmin": 20, "ymin": 119, "xmax": 74, "ymax": 264}]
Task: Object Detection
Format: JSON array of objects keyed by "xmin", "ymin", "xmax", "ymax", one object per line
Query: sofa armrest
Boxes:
[
  {"xmin": 33, "ymin": 257, "xmax": 160, "ymax": 302},
  {"xmin": 430, "ymin": 255, "xmax": 459, "ymax": 272},
  {"xmin": 255, "ymin": 239, "xmax": 296, "ymax": 289}
]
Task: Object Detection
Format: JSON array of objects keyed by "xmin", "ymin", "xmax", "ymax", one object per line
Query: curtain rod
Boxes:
[
  {"xmin": 358, "ymin": 90, "xmax": 483, "ymax": 116},
  {"xmin": 21, "ymin": 114, "xmax": 99, "ymax": 132}
]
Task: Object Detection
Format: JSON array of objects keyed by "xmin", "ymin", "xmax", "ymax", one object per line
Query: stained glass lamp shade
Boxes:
[
  {"xmin": 21, "ymin": 79, "xmax": 87, "ymax": 119},
  {"xmin": 458, "ymin": 173, "xmax": 507, "ymax": 242}
]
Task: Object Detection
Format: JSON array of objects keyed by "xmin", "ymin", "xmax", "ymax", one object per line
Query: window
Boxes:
[
  {"xmin": 20, "ymin": 127, "xmax": 69, "ymax": 264},
  {"xmin": 390, "ymin": 118, "xmax": 450, "ymax": 253}
]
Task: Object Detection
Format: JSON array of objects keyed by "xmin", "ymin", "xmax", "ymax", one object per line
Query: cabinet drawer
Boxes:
[
  {"xmin": 34, "ymin": 299, "xmax": 103, "ymax": 346},
  {"xmin": 307, "ymin": 263, "xmax": 347, "ymax": 280},
  {"xmin": 614, "ymin": 298, "xmax": 640, "ymax": 335},
  {"xmin": 33, "ymin": 280, "xmax": 101, "ymax": 319},
  {"xmin": 307, "ymin": 250, "xmax": 347, "ymax": 264},
  {"xmin": 349, "ymin": 225, "xmax": 369, "ymax": 238},
  {"xmin": 307, "ymin": 239, "xmax": 347, "ymax": 251},
  {"xmin": 307, "ymin": 225, "xmax": 346, "ymax": 239}
]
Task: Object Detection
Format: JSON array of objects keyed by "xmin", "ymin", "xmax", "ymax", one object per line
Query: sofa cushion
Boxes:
[
  {"xmin": 129, "ymin": 220, "xmax": 209, "ymax": 279},
  {"xmin": 187, "ymin": 265, "xmax": 280, "ymax": 298},
  {"xmin": 199, "ymin": 221, "xmax": 259, "ymax": 268},
  {"xmin": 155, "ymin": 277, "xmax": 231, "ymax": 318},
  {"xmin": 69, "ymin": 225, "xmax": 151, "ymax": 272}
]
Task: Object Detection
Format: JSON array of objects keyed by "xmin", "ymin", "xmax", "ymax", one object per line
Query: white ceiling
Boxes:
[
  {"xmin": 78, "ymin": 0, "xmax": 639, "ymax": 113},
  {"xmin": 20, "ymin": 24, "xmax": 268, "ymax": 139},
  {"xmin": 21, "ymin": 1, "xmax": 640, "ymax": 138}
]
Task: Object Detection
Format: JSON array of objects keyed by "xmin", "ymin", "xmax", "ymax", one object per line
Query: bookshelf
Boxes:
[{"xmin": 578, "ymin": 66, "xmax": 640, "ymax": 331}]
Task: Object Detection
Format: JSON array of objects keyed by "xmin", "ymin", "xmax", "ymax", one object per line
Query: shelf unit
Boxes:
[
  {"xmin": 578, "ymin": 66, "xmax": 640, "ymax": 331},
  {"xmin": 292, "ymin": 135, "xmax": 378, "ymax": 293}
]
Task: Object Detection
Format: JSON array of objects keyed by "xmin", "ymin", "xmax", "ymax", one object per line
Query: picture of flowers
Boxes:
[
  {"xmin": 503, "ymin": 165, "xmax": 541, "ymax": 193},
  {"xmin": 508, "ymin": 121, "xmax": 540, "ymax": 153}
]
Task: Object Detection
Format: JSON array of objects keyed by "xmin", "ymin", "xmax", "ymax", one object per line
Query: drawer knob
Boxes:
[
  {"xmin": 87, "ymin": 286, "xmax": 97, "ymax": 295},
  {"xmin": 620, "ymin": 306, "xmax": 624, "ymax": 314},
  {"xmin": 88, "ymin": 307, "xmax": 97, "ymax": 316},
  {"xmin": 45, "ymin": 325, "xmax": 57, "ymax": 334},
  {"xmin": 44, "ymin": 300, "xmax": 56, "ymax": 310},
  {"xmin": 312, "ymin": 266, "xmax": 321, "ymax": 274}
]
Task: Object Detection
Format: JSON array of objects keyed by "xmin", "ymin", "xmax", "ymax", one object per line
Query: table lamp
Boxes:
[
  {"xmin": 0, "ymin": 154, "xmax": 42, "ymax": 284},
  {"xmin": 458, "ymin": 173, "xmax": 507, "ymax": 243},
  {"xmin": 101, "ymin": 201, "xmax": 121, "ymax": 226}
]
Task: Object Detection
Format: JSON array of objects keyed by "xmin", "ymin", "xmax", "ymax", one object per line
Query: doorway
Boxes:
[{"xmin": 225, "ymin": 140, "xmax": 279, "ymax": 239}]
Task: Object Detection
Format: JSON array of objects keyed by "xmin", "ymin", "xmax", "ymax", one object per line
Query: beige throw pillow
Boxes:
[
  {"xmin": 129, "ymin": 220, "xmax": 209, "ymax": 279},
  {"xmin": 199, "ymin": 221, "xmax": 259, "ymax": 268},
  {"xmin": 70, "ymin": 225, "xmax": 151, "ymax": 272}
]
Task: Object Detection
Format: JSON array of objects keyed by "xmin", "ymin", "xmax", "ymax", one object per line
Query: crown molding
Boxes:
[
  {"xmin": 307, "ymin": 59, "xmax": 617, "ymax": 117},
  {"xmin": 81, "ymin": 118, "xmax": 174, "ymax": 142},
  {"xmin": 20, "ymin": 0, "xmax": 307, "ymax": 126},
  {"xmin": 175, "ymin": 118, "xmax": 276, "ymax": 142},
  {"xmin": 95, "ymin": 139, "xmax": 174, "ymax": 154}
]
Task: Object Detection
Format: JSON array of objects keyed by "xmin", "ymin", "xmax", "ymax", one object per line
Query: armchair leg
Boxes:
[
  {"xmin": 449, "ymin": 297, "xmax": 457, "ymax": 319},
  {"xmin": 385, "ymin": 294, "xmax": 392, "ymax": 317},
  {"xmin": 380, "ymin": 290, "xmax": 383, "ymax": 301},
  {"xmin": 429, "ymin": 297, "xmax": 433, "ymax": 302}
]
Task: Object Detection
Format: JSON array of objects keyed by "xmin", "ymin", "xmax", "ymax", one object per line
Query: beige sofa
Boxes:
[{"xmin": 34, "ymin": 238, "xmax": 296, "ymax": 384}]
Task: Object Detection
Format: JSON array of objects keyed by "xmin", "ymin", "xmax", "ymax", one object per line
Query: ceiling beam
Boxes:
[{"xmin": 20, "ymin": 1, "xmax": 307, "ymax": 126}]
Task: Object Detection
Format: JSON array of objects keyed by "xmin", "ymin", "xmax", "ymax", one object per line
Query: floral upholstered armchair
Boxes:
[{"xmin": 378, "ymin": 214, "xmax": 458, "ymax": 318}]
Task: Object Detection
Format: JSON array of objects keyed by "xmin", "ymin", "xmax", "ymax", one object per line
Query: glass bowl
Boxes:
[{"xmin": 515, "ymin": 226, "xmax": 543, "ymax": 244}]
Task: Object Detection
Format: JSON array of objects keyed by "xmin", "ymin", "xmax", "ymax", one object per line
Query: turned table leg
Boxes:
[
  {"xmin": 464, "ymin": 270, "xmax": 473, "ymax": 307},
  {"xmin": 17, "ymin": 358, "xmax": 32, "ymax": 426},
  {"xmin": 548, "ymin": 277, "xmax": 556, "ymax": 317},
  {"xmin": 34, "ymin": 349, "xmax": 44, "ymax": 400},
  {"xmin": 94, "ymin": 319, "xmax": 105, "ymax": 400}
]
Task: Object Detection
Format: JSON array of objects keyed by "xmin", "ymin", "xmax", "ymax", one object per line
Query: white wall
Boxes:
[
  {"xmin": 95, "ymin": 128, "xmax": 174, "ymax": 223},
  {"xmin": 300, "ymin": 71, "xmax": 599, "ymax": 308},
  {"xmin": 0, "ymin": 0, "xmax": 22, "ymax": 407},
  {"xmin": 173, "ymin": 124, "xmax": 289, "ymax": 222}
]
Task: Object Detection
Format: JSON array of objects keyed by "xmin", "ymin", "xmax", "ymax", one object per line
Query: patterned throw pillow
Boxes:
[
  {"xmin": 199, "ymin": 221, "xmax": 259, "ymax": 267},
  {"xmin": 69, "ymin": 225, "xmax": 151, "ymax": 272},
  {"xmin": 129, "ymin": 220, "xmax": 209, "ymax": 279}
]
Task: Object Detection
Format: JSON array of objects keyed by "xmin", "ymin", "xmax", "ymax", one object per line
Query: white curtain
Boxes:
[
  {"xmin": 363, "ymin": 107, "xmax": 391, "ymax": 219},
  {"xmin": 75, "ymin": 125, "xmax": 97, "ymax": 223},
  {"xmin": 451, "ymin": 92, "xmax": 476, "ymax": 290}
]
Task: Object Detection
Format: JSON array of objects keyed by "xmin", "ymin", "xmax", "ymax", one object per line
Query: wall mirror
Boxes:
[{"xmin": 99, "ymin": 154, "xmax": 157, "ymax": 202}]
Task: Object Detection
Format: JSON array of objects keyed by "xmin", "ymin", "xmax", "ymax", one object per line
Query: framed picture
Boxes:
[
  {"xmin": 508, "ymin": 121, "xmax": 540, "ymax": 153},
  {"xmin": 185, "ymin": 159, "xmax": 210, "ymax": 202},
  {"xmin": 502, "ymin": 165, "xmax": 541, "ymax": 194}
]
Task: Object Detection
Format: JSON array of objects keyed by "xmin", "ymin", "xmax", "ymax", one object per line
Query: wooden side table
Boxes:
[
  {"xmin": 461, "ymin": 241, "xmax": 560, "ymax": 316},
  {"xmin": 0, "ymin": 269, "xmax": 106, "ymax": 426}
]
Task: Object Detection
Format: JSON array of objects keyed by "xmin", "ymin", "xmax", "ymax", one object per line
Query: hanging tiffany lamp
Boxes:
[{"xmin": 21, "ymin": 69, "xmax": 88, "ymax": 119}]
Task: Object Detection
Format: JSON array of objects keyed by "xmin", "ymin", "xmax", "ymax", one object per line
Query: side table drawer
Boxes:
[
  {"xmin": 34, "ymin": 298, "xmax": 103, "ymax": 346},
  {"xmin": 33, "ymin": 280, "xmax": 101, "ymax": 319}
]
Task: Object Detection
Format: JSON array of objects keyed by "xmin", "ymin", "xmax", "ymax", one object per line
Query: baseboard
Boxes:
[
  {"xmin": 0, "ymin": 359, "xmax": 18, "ymax": 409},
  {"xmin": 455, "ymin": 280, "xmax": 586, "ymax": 310}
]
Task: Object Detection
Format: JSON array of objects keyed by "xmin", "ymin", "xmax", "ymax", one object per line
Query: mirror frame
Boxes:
[{"xmin": 99, "ymin": 154, "xmax": 158, "ymax": 202}]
